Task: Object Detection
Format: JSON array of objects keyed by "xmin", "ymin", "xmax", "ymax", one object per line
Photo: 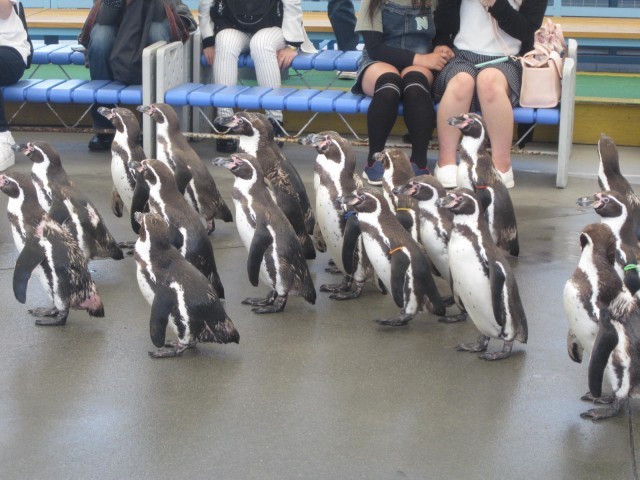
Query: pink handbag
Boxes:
[{"xmin": 519, "ymin": 19, "xmax": 567, "ymax": 108}]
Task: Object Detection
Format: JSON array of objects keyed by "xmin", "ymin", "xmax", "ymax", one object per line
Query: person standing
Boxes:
[
  {"xmin": 199, "ymin": 0, "xmax": 315, "ymax": 152},
  {"xmin": 0, "ymin": 0, "xmax": 30, "ymax": 170},
  {"xmin": 432, "ymin": 0, "xmax": 546, "ymax": 188},
  {"xmin": 352, "ymin": 0, "xmax": 452, "ymax": 185}
]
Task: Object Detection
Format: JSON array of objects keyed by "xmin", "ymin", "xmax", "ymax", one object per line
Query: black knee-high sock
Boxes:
[
  {"xmin": 402, "ymin": 71, "xmax": 435, "ymax": 169},
  {"xmin": 366, "ymin": 72, "xmax": 402, "ymax": 166}
]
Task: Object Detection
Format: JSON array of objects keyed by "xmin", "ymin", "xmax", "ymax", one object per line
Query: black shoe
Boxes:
[
  {"xmin": 88, "ymin": 133, "xmax": 114, "ymax": 151},
  {"xmin": 268, "ymin": 117, "xmax": 285, "ymax": 148},
  {"xmin": 216, "ymin": 138, "xmax": 238, "ymax": 153}
]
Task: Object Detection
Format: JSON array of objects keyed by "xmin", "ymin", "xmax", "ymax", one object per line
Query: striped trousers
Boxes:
[{"xmin": 213, "ymin": 27, "xmax": 286, "ymax": 122}]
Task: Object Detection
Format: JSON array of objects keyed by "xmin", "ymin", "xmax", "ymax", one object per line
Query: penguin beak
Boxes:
[
  {"xmin": 298, "ymin": 133, "xmax": 321, "ymax": 146},
  {"xmin": 137, "ymin": 105, "xmax": 153, "ymax": 115},
  {"xmin": 393, "ymin": 183, "xmax": 416, "ymax": 197},
  {"xmin": 13, "ymin": 143, "xmax": 33, "ymax": 156},
  {"xmin": 211, "ymin": 156, "xmax": 241, "ymax": 171},
  {"xmin": 447, "ymin": 114, "xmax": 472, "ymax": 129},
  {"xmin": 372, "ymin": 151, "xmax": 386, "ymax": 163},
  {"xmin": 97, "ymin": 107, "xmax": 114, "ymax": 119},
  {"xmin": 129, "ymin": 161, "xmax": 142, "ymax": 172},
  {"xmin": 213, "ymin": 115, "xmax": 236, "ymax": 131},
  {"xmin": 435, "ymin": 192, "xmax": 459, "ymax": 209},
  {"xmin": 576, "ymin": 194, "xmax": 598, "ymax": 208},
  {"xmin": 11, "ymin": 143, "xmax": 25, "ymax": 153},
  {"xmin": 0, "ymin": 175, "xmax": 7, "ymax": 187}
]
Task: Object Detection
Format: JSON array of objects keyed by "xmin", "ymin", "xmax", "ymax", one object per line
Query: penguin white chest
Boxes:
[
  {"xmin": 111, "ymin": 152, "xmax": 134, "ymax": 208},
  {"xmin": 448, "ymin": 233, "xmax": 500, "ymax": 337},
  {"xmin": 315, "ymin": 185, "xmax": 344, "ymax": 271},
  {"xmin": 419, "ymin": 216, "xmax": 449, "ymax": 282},
  {"xmin": 360, "ymin": 228, "xmax": 392, "ymax": 289},
  {"xmin": 563, "ymin": 280, "xmax": 598, "ymax": 353}
]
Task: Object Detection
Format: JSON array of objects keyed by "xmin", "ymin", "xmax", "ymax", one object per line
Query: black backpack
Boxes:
[
  {"xmin": 212, "ymin": 0, "xmax": 283, "ymax": 35},
  {"xmin": 13, "ymin": 1, "xmax": 34, "ymax": 68}
]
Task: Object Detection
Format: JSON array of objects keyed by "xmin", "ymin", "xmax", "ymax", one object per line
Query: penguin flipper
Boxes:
[
  {"xmin": 13, "ymin": 240, "xmax": 46, "ymax": 304},
  {"xmin": 588, "ymin": 308, "xmax": 619, "ymax": 399},
  {"xmin": 390, "ymin": 249, "xmax": 411, "ymax": 308},
  {"xmin": 490, "ymin": 261, "xmax": 507, "ymax": 328},
  {"xmin": 48, "ymin": 198, "xmax": 71, "ymax": 225},
  {"xmin": 396, "ymin": 210, "xmax": 414, "ymax": 234},
  {"xmin": 247, "ymin": 223, "xmax": 273, "ymax": 287},
  {"xmin": 174, "ymin": 165, "xmax": 193, "ymax": 195},
  {"xmin": 149, "ymin": 286, "xmax": 176, "ymax": 348},
  {"xmin": 130, "ymin": 178, "xmax": 150, "ymax": 234},
  {"xmin": 341, "ymin": 213, "xmax": 361, "ymax": 275}
]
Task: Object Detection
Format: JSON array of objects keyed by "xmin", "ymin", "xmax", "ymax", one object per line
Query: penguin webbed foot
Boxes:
[
  {"xmin": 438, "ymin": 311, "xmax": 467, "ymax": 323},
  {"xmin": 580, "ymin": 397, "xmax": 625, "ymax": 421},
  {"xmin": 117, "ymin": 240, "xmax": 136, "ymax": 249},
  {"xmin": 28, "ymin": 307, "xmax": 60, "ymax": 317},
  {"xmin": 324, "ymin": 259, "xmax": 341, "ymax": 275},
  {"xmin": 34, "ymin": 310, "xmax": 68, "ymax": 326},
  {"xmin": 148, "ymin": 340, "xmax": 195, "ymax": 358},
  {"xmin": 456, "ymin": 335, "xmax": 490, "ymax": 353},
  {"xmin": 320, "ymin": 282, "xmax": 346, "ymax": 293},
  {"xmin": 376, "ymin": 313, "xmax": 413, "ymax": 327},
  {"xmin": 581, "ymin": 392, "xmax": 615, "ymax": 404},
  {"xmin": 251, "ymin": 295, "xmax": 288, "ymax": 314},
  {"xmin": 242, "ymin": 290, "xmax": 278, "ymax": 307},
  {"xmin": 441, "ymin": 295, "xmax": 456, "ymax": 307},
  {"xmin": 478, "ymin": 340, "xmax": 514, "ymax": 361}
]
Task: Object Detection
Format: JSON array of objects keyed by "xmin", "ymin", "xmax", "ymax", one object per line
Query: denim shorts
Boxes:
[{"xmin": 352, "ymin": 1, "xmax": 435, "ymax": 94}]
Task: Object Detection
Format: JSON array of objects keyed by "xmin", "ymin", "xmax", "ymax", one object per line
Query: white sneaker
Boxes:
[
  {"xmin": 0, "ymin": 131, "xmax": 16, "ymax": 171},
  {"xmin": 337, "ymin": 70, "xmax": 357, "ymax": 80},
  {"xmin": 434, "ymin": 164, "xmax": 457, "ymax": 189},
  {"xmin": 499, "ymin": 168, "xmax": 515, "ymax": 189}
]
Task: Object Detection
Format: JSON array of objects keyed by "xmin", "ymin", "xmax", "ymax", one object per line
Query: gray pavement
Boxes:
[{"xmin": 1, "ymin": 132, "xmax": 639, "ymax": 479}]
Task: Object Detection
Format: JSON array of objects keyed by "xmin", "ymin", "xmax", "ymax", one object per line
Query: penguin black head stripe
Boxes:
[
  {"xmin": 300, "ymin": 131, "xmax": 343, "ymax": 158},
  {"xmin": 214, "ymin": 112, "xmax": 260, "ymax": 138},
  {"xmin": 580, "ymin": 223, "xmax": 617, "ymax": 266},
  {"xmin": 138, "ymin": 159, "xmax": 176, "ymax": 187},
  {"xmin": 447, "ymin": 113, "xmax": 486, "ymax": 140},
  {"xmin": 393, "ymin": 175, "xmax": 445, "ymax": 202},
  {"xmin": 99, "ymin": 107, "xmax": 141, "ymax": 137},
  {"xmin": 0, "ymin": 173, "xmax": 21, "ymax": 198},
  {"xmin": 137, "ymin": 103, "xmax": 172, "ymax": 127},
  {"xmin": 137, "ymin": 211, "xmax": 173, "ymax": 248}
]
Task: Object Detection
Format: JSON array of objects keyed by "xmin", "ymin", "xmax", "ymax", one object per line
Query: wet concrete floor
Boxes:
[{"xmin": 1, "ymin": 133, "xmax": 640, "ymax": 479}]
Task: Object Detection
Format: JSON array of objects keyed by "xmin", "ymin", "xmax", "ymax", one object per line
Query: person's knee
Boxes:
[
  {"xmin": 215, "ymin": 30, "xmax": 243, "ymax": 58},
  {"xmin": 445, "ymin": 73, "xmax": 475, "ymax": 100},
  {"xmin": 89, "ymin": 25, "xmax": 117, "ymax": 56},
  {"xmin": 476, "ymin": 70, "xmax": 508, "ymax": 102},
  {"xmin": 249, "ymin": 30, "xmax": 279, "ymax": 56}
]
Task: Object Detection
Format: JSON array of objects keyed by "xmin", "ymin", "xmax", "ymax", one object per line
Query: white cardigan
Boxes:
[{"xmin": 198, "ymin": 0, "xmax": 315, "ymax": 52}]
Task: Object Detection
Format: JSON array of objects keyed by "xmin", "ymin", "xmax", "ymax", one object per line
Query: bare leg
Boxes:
[
  {"xmin": 476, "ymin": 69, "xmax": 513, "ymax": 174},
  {"xmin": 436, "ymin": 73, "xmax": 475, "ymax": 168},
  {"xmin": 456, "ymin": 334, "xmax": 490, "ymax": 353}
]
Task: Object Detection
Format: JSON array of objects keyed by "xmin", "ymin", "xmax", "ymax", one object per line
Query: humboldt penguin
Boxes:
[
  {"xmin": 15, "ymin": 142, "xmax": 124, "ymax": 260},
  {"xmin": 393, "ymin": 175, "xmax": 465, "ymax": 322},
  {"xmin": 375, "ymin": 148, "xmax": 420, "ymax": 242},
  {"xmin": 581, "ymin": 298, "xmax": 640, "ymax": 420},
  {"xmin": 1, "ymin": 173, "xmax": 104, "ymax": 325},
  {"xmin": 436, "ymin": 189, "xmax": 527, "ymax": 360},
  {"xmin": 138, "ymin": 103, "xmax": 232, "ymax": 233},
  {"xmin": 340, "ymin": 188, "xmax": 445, "ymax": 326},
  {"xmin": 563, "ymin": 223, "xmax": 624, "ymax": 403},
  {"xmin": 576, "ymin": 191, "xmax": 640, "ymax": 294},
  {"xmin": 212, "ymin": 153, "xmax": 316, "ymax": 313},
  {"xmin": 448, "ymin": 113, "xmax": 519, "ymax": 257},
  {"xmin": 300, "ymin": 131, "xmax": 380, "ymax": 299},
  {"xmin": 135, "ymin": 159, "xmax": 225, "ymax": 299},
  {"xmin": 98, "ymin": 106, "xmax": 148, "ymax": 235},
  {"xmin": 597, "ymin": 134, "xmax": 640, "ymax": 241},
  {"xmin": 134, "ymin": 212, "xmax": 239, "ymax": 357},
  {"xmin": 214, "ymin": 112, "xmax": 316, "ymax": 239}
]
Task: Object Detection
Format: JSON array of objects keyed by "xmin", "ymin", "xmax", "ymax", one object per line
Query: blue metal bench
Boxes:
[{"xmin": 162, "ymin": 37, "xmax": 577, "ymax": 188}]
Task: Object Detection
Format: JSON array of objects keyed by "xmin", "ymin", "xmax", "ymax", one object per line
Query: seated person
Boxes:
[
  {"xmin": 81, "ymin": 0, "xmax": 195, "ymax": 151},
  {"xmin": 0, "ymin": 0, "xmax": 30, "ymax": 169},
  {"xmin": 198, "ymin": 0, "xmax": 315, "ymax": 152},
  {"xmin": 432, "ymin": 0, "xmax": 546, "ymax": 188},
  {"xmin": 352, "ymin": 0, "xmax": 451, "ymax": 185}
]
